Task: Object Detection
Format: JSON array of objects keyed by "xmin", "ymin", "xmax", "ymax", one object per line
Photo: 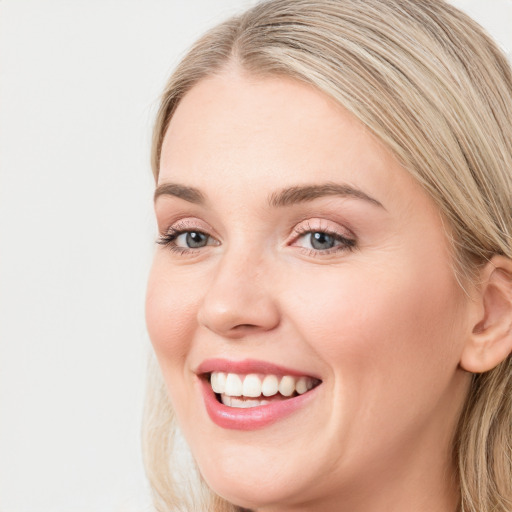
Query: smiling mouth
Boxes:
[{"xmin": 206, "ymin": 372, "xmax": 322, "ymax": 408}]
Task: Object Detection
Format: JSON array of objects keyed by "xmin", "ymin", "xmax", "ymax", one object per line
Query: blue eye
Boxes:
[
  {"xmin": 309, "ymin": 232, "xmax": 337, "ymax": 250},
  {"xmin": 157, "ymin": 228, "xmax": 217, "ymax": 252},
  {"xmin": 176, "ymin": 231, "xmax": 209, "ymax": 248},
  {"xmin": 294, "ymin": 228, "xmax": 356, "ymax": 253}
]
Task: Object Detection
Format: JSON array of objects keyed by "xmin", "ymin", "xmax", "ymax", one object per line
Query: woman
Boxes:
[{"xmin": 144, "ymin": 0, "xmax": 512, "ymax": 510}]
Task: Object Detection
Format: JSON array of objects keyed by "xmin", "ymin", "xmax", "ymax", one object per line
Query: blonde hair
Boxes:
[{"xmin": 143, "ymin": 1, "xmax": 512, "ymax": 510}]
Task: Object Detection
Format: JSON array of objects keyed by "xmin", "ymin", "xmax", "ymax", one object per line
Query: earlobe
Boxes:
[{"xmin": 460, "ymin": 255, "xmax": 512, "ymax": 373}]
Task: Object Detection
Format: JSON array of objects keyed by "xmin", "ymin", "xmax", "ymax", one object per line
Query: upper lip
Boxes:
[{"xmin": 196, "ymin": 358, "xmax": 321, "ymax": 379}]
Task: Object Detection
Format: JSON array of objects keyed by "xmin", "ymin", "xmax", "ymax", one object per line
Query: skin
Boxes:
[{"xmin": 146, "ymin": 69, "xmax": 476, "ymax": 512}]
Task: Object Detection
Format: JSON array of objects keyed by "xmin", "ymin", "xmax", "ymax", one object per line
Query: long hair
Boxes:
[{"xmin": 144, "ymin": 1, "xmax": 512, "ymax": 510}]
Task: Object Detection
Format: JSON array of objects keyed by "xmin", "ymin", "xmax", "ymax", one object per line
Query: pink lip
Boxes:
[
  {"xmin": 196, "ymin": 358, "xmax": 319, "ymax": 378},
  {"xmin": 199, "ymin": 379, "xmax": 320, "ymax": 430},
  {"xmin": 196, "ymin": 358, "xmax": 321, "ymax": 431}
]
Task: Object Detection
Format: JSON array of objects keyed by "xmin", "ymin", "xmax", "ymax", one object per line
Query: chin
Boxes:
[
  {"xmin": 192, "ymin": 438, "xmax": 331, "ymax": 511},
  {"xmin": 202, "ymin": 470, "xmax": 293, "ymax": 510}
]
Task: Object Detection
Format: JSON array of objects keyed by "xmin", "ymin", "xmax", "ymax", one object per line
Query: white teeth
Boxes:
[
  {"xmin": 210, "ymin": 371, "xmax": 318, "ymax": 399},
  {"xmin": 242, "ymin": 374, "xmax": 262, "ymax": 397},
  {"xmin": 261, "ymin": 374, "xmax": 279, "ymax": 396},
  {"xmin": 224, "ymin": 373, "xmax": 243, "ymax": 397},
  {"xmin": 278, "ymin": 376, "xmax": 296, "ymax": 397},
  {"xmin": 210, "ymin": 371, "xmax": 226, "ymax": 394},
  {"xmin": 296, "ymin": 377, "xmax": 308, "ymax": 395},
  {"xmin": 221, "ymin": 394, "xmax": 232, "ymax": 407},
  {"xmin": 221, "ymin": 395, "xmax": 270, "ymax": 408}
]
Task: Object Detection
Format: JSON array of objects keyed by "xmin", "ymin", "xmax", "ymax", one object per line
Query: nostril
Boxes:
[{"xmin": 233, "ymin": 324, "xmax": 259, "ymax": 330}]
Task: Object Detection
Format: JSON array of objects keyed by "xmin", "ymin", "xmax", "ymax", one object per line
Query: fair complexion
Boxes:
[{"xmin": 146, "ymin": 70, "xmax": 478, "ymax": 511}]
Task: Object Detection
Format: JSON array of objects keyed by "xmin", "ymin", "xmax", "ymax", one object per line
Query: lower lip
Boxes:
[{"xmin": 200, "ymin": 378, "xmax": 319, "ymax": 430}]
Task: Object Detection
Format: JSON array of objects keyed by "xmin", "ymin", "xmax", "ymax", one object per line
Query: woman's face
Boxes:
[{"xmin": 146, "ymin": 71, "xmax": 473, "ymax": 510}]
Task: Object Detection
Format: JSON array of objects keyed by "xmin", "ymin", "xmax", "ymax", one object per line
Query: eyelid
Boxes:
[
  {"xmin": 157, "ymin": 218, "xmax": 221, "ymax": 254},
  {"xmin": 290, "ymin": 218, "xmax": 355, "ymax": 240},
  {"xmin": 287, "ymin": 218, "xmax": 357, "ymax": 255},
  {"xmin": 158, "ymin": 216, "xmax": 216, "ymax": 236},
  {"xmin": 159, "ymin": 216, "xmax": 223, "ymax": 245}
]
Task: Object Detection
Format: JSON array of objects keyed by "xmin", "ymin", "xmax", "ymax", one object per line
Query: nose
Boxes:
[{"xmin": 197, "ymin": 250, "xmax": 280, "ymax": 338}]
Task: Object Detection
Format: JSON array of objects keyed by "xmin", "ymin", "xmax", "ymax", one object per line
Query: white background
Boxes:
[{"xmin": 0, "ymin": 1, "xmax": 510, "ymax": 511}]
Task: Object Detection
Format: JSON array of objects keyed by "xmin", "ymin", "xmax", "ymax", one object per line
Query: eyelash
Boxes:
[
  {"xmin": 291, "ymin": 222, "xmax": 356, "ymax": 257},
  {"xmin": 156, "ymin": 222, "xmax": 212, "ymax": 255},
  {"xmin": 157, "ymin": 221, "xmax": 357, "ymax": 257}
]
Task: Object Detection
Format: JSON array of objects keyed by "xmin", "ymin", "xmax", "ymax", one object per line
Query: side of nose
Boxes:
[{"xmin": 197, "ymin": 251, "xmax": 280, "ymax": 338}]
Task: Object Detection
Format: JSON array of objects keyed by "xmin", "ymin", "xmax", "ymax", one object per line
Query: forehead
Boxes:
[{"xmin": 159, "ymin": 70, "xmax": 420, "ymax": 210}]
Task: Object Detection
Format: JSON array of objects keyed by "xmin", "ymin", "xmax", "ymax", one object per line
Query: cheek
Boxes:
[
  {"xmin": 279, "ymin": 255, "xmax": 468, "ymax": 473},
  {"xmin": 286, "ymin": 255, "xmax": 465, "ymax": 406},
  {"xmin": 145, "ymin": 258, "xmax": 200, "ymax": 373},
  {"xmin": 145, "ymin": 258, "xmax": 210, "ymax": 429}
]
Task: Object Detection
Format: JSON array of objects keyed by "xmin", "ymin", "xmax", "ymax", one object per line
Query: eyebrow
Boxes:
[
  {"xmin": 268, "ymin": 183, "xmax": 384, "ymax": 209},
  {"xmin": 154, "ymin": 181, "xmax": 384, "ymax": 209},
  {"xmin": 154, "ymin": 183, "xmax": 205, "ymax": 204}
]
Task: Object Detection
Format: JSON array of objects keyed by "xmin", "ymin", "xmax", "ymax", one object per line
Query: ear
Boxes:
[{"xmin": 460, "ymin": 255, "xmax": 512, "ymax": 373}]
